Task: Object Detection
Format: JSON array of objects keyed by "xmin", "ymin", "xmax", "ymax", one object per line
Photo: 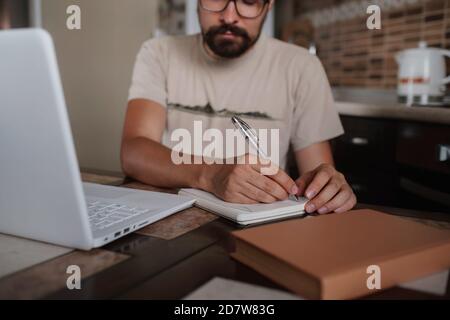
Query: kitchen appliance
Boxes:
[{"xmin": 396, "ymin": 42, "xmax": 450, "ymax": 107}]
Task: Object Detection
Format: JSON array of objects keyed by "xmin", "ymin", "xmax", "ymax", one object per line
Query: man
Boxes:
[{"xmin": 121, "ymin": 0, "xmax": 357, "ymax": 215}]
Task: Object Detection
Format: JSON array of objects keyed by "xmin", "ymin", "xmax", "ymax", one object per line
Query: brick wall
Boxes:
[{"xmin": 288, "ymin": 0, "xmax": 449, "ymax": 88}]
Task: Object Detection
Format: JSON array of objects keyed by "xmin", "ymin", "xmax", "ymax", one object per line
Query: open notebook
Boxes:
[{"xmin": 178, "ymin": 189, "xmax": 308, "ymax": 225}]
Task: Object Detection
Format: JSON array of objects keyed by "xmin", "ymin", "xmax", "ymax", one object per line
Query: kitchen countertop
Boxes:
[{"xmin": 333, "ymin": 88, "xmax": 450, "ymax": 125}]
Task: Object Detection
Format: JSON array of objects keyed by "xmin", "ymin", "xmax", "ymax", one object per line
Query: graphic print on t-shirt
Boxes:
[
  {"xmin": 167, "ymin": 102, "xmax": 275, "ymax": 120},
  {"xmin": 128, "ymin": 34, "xmax": 344, "ymax": 168}
]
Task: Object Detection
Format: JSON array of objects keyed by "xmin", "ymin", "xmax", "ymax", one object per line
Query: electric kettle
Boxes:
[{"xmin": 395, "ymin": 42, "xmax": 450, "ymax": 107}]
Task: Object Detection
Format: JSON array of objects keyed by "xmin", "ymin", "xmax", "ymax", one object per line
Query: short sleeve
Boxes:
[
  {"xmin": 128, "ymin": 39, "xmax": 167, "ymax": 107},
  {"xmin": 290, "ymin": 56, "xmax": 344, "ymax": 151}
]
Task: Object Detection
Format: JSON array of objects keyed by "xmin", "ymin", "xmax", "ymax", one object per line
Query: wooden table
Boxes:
[{"xmin": 0, "ymin": 170, "xmax": 449, "ymax": 300}]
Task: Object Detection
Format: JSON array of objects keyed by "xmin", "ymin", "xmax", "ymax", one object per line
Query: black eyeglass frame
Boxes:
[{"xmin": 199, "ymin": 0, "xmax": 270, "ymax": 19}]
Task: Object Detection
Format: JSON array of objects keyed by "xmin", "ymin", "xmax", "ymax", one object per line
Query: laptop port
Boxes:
[
  {"xmin": 124, "ymin": 228, "xmax": 130, "ymax": 234},
  {"xmin": 114, "ymin": 231, "xmax": 121, "ymax": 238},
  {"xmin": 138, "ymin": 221, "xmax": 148, "ymax": 227}
]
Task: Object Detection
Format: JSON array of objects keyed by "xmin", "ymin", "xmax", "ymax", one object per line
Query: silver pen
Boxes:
[
  {"xmin": 231, "ymin": 116, "xmax": 302, "ymax": 202},
  {"xmin": 231, "ymin": 116, "xmax": 269, "ymax": 159}
]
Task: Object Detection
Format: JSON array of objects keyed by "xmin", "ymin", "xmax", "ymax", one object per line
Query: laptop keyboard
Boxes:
[{"xmin": 88, "ymin": 201, "xmax": 152, "ymax": 231}]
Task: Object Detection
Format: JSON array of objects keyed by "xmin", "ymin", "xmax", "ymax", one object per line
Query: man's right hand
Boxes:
[{"xmin": 199, "ymin": 154, "xmax": 298, "ymax": 204}]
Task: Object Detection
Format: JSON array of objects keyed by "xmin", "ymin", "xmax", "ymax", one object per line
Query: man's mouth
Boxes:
[{"xmin": 219, "ymin": 31, "xmax": 239, "ymax": 39}]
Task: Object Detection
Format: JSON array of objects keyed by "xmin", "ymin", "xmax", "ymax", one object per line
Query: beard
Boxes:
[{"xmin": 203, "ymin": 24, "xmax": 257, "ymax": 59}]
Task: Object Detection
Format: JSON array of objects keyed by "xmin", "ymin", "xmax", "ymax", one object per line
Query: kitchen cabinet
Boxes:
[{"xmin": 331, "ymin": 115, "xmax": 450, "ymax": 214}]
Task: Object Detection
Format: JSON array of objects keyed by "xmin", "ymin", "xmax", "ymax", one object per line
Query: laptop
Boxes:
[{"xmin": 0, "ymin": 29, "xmax": 195, "ymax": 250}]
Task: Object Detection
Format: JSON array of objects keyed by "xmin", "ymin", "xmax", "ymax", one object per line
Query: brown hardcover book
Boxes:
[{"xmin": 230, "ymin": 209, "xmax": 450, "ymax": 300}]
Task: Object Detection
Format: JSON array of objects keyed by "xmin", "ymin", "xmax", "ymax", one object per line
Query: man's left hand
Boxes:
[{"xmin": 295, "ymin": 164, "xmax": 357, "ymax": 214}]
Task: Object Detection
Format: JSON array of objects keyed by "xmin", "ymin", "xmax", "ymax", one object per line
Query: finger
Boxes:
[
  {"xmin": 236, "ymin": 192, "xmax": 261, "ymax": 205},
  {"xmin": 247, "ymin": 170, "xmax": 289, "ymax": 201},
  {"xmin": 242, "ymin": 182, "xmax": 279, "ymax": 204},
  {"xmin": 304, "ymin": 167, "xmax": 334, "ymax": 200},
  {"xmin": 295, "ymin": 171, "xmax": 315, "ymax": 197},
  {"xmin": 316, "ymin": 186, "xmax": 353, "ymax": 214},
  {"xmin": 264, "ymin": 167, "xmax": 298, "ymax": 195},
  {"xmin": 305, "ymin": 178, "xmax": 343, "ymax": 214},
  {"xmin": 335, "ymin": 194, "xmax": 358, "ymax": 213}
]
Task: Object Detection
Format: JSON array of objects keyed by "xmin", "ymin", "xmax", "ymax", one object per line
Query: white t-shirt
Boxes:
[{"xmin": 128, "ymin": 34, "xmax": 344, "ymax": 169}]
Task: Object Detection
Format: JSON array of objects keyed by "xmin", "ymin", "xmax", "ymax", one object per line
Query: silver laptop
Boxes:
[{"xmin": 0, "ymin": 29, "xmax": 195, "ymax": 250}]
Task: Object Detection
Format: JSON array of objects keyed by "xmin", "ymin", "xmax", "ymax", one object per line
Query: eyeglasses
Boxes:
[{"xmin": 200, "ymin": 0, "xmax": 270, "ymax": 19}]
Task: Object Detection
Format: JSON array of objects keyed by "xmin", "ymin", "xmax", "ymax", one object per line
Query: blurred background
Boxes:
[{"xmin": 1, "ymin": 0, "xmax": 449, "ymax": 213}]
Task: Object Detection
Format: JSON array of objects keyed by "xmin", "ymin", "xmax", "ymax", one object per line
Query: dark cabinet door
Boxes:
[
  {"xmin": 396, "ymin": 122, "xmax": 450, "ymax": 213},
  {"xmin": 333, "ymin": 116, "xmax": 398, "ymax": 174},
  {"xmin": 333, "ymin": 116, "xmax": 450, "ymax": 213},
  {"xmin": 332, "ymin": 116, "xmax": 399, "ymax": 207},
  {"xmin": 396, "ymin": 122, "xmax": 450, "ymax": 176}
]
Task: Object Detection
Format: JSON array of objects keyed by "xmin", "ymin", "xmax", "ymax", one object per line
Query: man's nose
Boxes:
[{"xmin": 220, "ymin": 1, "xmax": 239, "ymax": 24}]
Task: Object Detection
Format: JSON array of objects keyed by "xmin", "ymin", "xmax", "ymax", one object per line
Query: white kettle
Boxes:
[{"xmin": 395, "ymin": 42, "xmax": 450, "ymax": 107}]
